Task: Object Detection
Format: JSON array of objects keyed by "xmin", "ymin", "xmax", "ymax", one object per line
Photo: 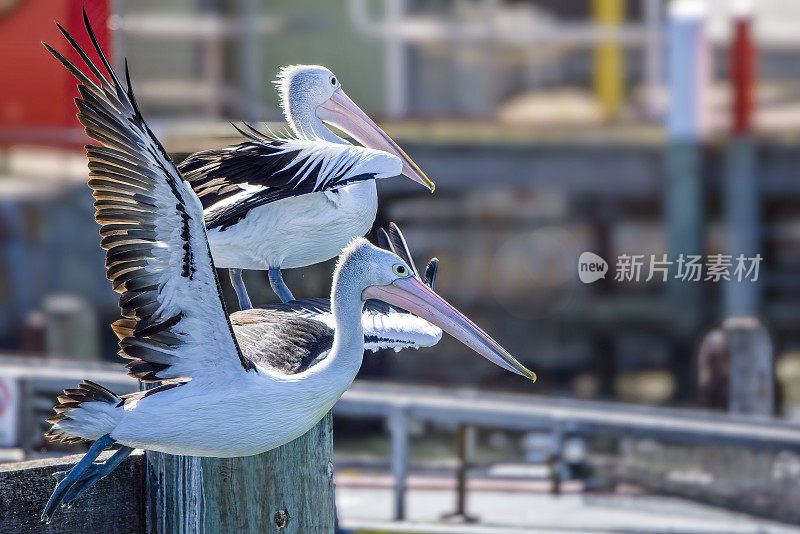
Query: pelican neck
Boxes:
[{"xmin": 288, "ymin": 108, "xmax": 345, "ymax": 144}]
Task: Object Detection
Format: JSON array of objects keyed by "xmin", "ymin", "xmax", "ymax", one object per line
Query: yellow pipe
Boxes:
[{"xmin": 593, "ymin": 0, "xmax": 625, "ymax": 120}]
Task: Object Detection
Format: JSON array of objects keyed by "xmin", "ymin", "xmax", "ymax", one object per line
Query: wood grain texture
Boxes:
[
  {"xmin": 146, "ymin": 412, "xmax": 335, "ymax": 534},
  {"xmin": 725, "ymin": 317, "xmax": 774, "ymax": 416},
  {"xmin": 0, "ymin": 450, "xmax": 146, "ymax": 533}
]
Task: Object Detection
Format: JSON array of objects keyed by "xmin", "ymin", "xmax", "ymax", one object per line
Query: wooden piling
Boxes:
[
  {"xmin": 43, "ymin": 295, "xmax": 100, "ymax": 362},
  {"xmin": 724, "ymin": 317, "xmax": 774, "ymax": 416},
  {"xmin": 0, "ymin": 451, "xmax": 146, "ymax": 533},
  {"xmin": 145, "ymin": 413, "xmax": 335, "ymax": 533}
]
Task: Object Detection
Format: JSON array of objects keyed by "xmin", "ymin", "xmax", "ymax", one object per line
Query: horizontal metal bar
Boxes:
[
  {"xmin": 110, "ymin": 14, "xmax": 281, "ymax": 39},
  {"xmin": 349, "ymin": 0, "xmax": 649, "ymax": 47},
  {"xmin": 3, "ymin": 356, "xmax": 798, "ymax": 450},
  {"xmin": 336, "ymin": 382, "xmax": 800, "ymax": 450},
  {"xmin": 0, "ymin": 354, "xmax": 138, "ymax": 389}
]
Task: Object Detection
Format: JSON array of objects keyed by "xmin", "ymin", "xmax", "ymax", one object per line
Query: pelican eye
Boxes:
[
  {"xmin": 392, "ymin": 264, "xmax": 408, "ymax": 277},
  {"xmin": 330, "ymin": 76, "xmax": 337, "ymax": 85}
]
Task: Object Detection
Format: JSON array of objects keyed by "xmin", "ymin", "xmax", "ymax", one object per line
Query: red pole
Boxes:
[
  {"xmin": 731, "ymin": 14, "xmax": 756, "ymax": 135},
  {"xmin": 0, "ymin": 0, "xmax": 111, "ymax": 148}
]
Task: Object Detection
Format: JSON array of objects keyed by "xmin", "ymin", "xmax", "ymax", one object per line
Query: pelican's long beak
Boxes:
[
  {"xmin": 316, "ymin": 88, "xmax": 435, "ymax": 192},
  {"xmin": 363, "ymin": 277, "xmax": 536, "ymax": 380}
]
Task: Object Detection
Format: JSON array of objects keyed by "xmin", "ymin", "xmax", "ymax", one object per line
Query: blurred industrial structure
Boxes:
[{"xmin": 2, "ymin": 0, "xmax": 800, "ymax": 531}]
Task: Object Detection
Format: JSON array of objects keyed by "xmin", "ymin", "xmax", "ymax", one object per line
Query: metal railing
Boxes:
[
  {"xmin": 334, "ymin": 380, "xmax": 800, "ymax": 520},
  {"xmin": 3, "ymin": 355, "xmax": 800, "ymax": 521}
]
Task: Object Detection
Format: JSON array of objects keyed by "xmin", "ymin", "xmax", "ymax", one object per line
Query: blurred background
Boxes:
[{"xmin": 2, "ymin": 0, "xmax": 800, "ymax": 532}]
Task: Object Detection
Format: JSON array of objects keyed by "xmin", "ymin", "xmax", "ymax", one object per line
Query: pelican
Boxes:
[
  {"xmin": 41, "ymin": 14, "xmax": 535, "ymax": 522},
  {"xmin": 260, "ymin": 224, "xmax": 443, "ymax": 353},
  {"xmin": 179, "ymin": 64, "xmax": 435, "ymax": 308}
]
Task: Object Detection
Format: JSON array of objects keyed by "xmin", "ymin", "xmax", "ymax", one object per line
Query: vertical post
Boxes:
[
  {"xmin": 724, "ymin": 317, "xmax": 773, "ymax": 416},
  {"xmin": 724, "ymin": 2, "xmax": 759, "ymax": 317},
  {"xmin": 730, "ymin": 5, "xmax": 755, "ymax": 136},
  {"xmin": 385, "ymin": 0, "xmax": 406, "ymax": 119},
  {"xmin": 0, "ymin": 202, "xmax": 34, "ymax": 333},
  {"xmin": 111, "ymin": 1, "xmax": 124, "ymax": 61},
  {"xmin": 16, "ymin": 379, "xmax": 32, "ymax": 458},
  {"xmin": 665, "ymin": 0, "xmax": 710, "ymax": 395},
  {"xmin": 146, "ymin": 413, "xmax": 335, "ymax": 533},
  {"xmin": 388, "ymin": 406, "xmax": 408, "ymax": 521},
  {"xmin": 697, "ymin": 327, "xmax": 729, "ymax": 409},
  {"xmin": 239, "ymin": 0, "xmax": 262, "ymax": 122},
  {"xmin": 443, "ymin": 425, "xmax": 477, "ymax": 522},
  {"xmin": 549, "ymin": 422, "xmax": 564, "ymax": 495},
  {"xmin": 200, "ymin": 0, "xmax": 223, "ymax": 119},
  {"xmin": 666, "ymin": 0, "xmax": 710, "ymax": 141},
  {"xmin": 643, "ymin": 0, "xmax": 663, "ymax": 119},
  {"xmin": 455, "ymin": 425, "xmax": 475, "ymax": 519},
  {"xmin": 43, "ymin": 295, "xmax": 100, "ymax": 362},
  {"xmin": 592, "ymin": 0, "xmax": 625, "ymax": 120}
]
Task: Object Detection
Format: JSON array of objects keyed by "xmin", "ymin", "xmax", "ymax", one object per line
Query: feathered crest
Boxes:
[
  {"xmin": 273, "ymin": 64, "xmax": 330, "ymax": 137},
  {"xmin": 273, "ymin": 64, "xmax": 308, "ymax": 117},
  {"xmin": 377, "ymin": 223, "xmax": 419, "ymax": 278},
  {"xmin": 336, "ymin": 236, "xmax": 371, "ymax": 271},
  {"xmin": 377, "ymin": 223, "xmax": 439, "ymax": 288}
]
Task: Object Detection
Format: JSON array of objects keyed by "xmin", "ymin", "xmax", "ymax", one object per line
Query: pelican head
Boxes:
[
  {"xmin": 275, "ymin": 65, "xmax": 435, "ymax": 192},
  {"xmin": 337, "ymin": 238, "xmax": 536, "ymax": 380}
]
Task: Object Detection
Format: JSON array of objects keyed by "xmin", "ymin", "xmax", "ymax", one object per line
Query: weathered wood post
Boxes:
[
  {"xmin": 145, "ymin": 413, "xmax": 335, "ymax": 533},
  {"xmin": 697, "ymin": 327, "xmax": 729, "ymax": 409},
  {"xmin": 724, "ymin": 317, "xmax": 774, "ymax": 416},
  {"xmin": 43, "ymin": 295, "xmax": 100, "ymax": 362}
]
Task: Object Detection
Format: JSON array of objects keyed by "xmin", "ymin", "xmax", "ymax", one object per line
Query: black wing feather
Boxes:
[{"xmin": 178, "ymin": 123, "xmax": 394, "ymax": 231}]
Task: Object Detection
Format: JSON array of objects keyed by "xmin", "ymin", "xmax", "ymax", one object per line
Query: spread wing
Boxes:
[
  {"xmin": 46, "ymin": 11, "xmax": 251, "ymax": 382},
  {"xmin": 179, "ymin": 124, "xmax": 402, "ymax": 231},
  {"xmin": 259, "ymin": 297, "xmax": 442, "ymax": 353},
  {"xmin": 243, "ymin": 222, "xmax": 445, "ymax": 356},
  {"xmin": 231, "ymin": 309, "xmax": 334, "ymax": 374}
]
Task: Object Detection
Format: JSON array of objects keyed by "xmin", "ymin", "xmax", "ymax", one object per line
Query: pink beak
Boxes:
[
  {"xmin": 316, "ymin": 88, "xmax": 435, "ymax": 192},
  {"xmin": 363, "ymin": 277, "xmax": 536, "ymax": 380}
]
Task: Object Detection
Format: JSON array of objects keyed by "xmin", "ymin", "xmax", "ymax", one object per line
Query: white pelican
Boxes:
[
  {"xmin": 41, "ymin": 14, "xmax": 535, "ymax": 522},
  {"xmin": 179, "ymin": 64, "xmax": 435, "ymax": 308},
  {"xmin": 260, "ymin": 224, "xmax": 443, "ymax": 353}
]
